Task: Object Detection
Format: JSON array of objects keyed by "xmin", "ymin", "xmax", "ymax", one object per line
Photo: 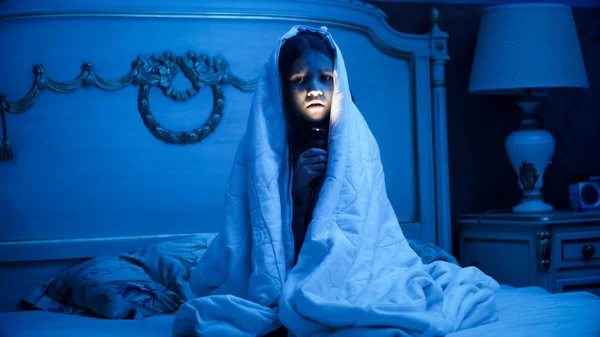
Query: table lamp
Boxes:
[{"xmin": 468, "ymin": 3, "xmax": 589, "ymax": 213}]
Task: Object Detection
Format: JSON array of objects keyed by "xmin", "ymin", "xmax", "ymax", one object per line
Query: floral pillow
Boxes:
[
  {"xmin": 22, "ymin": 233, "xmax": 216, "ymax": 319},
  {"xmin": 121, "ymin": 233, "xmax": 216, "ymax": 303}
]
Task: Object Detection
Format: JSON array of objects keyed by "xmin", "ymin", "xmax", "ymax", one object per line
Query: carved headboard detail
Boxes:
[{"xmin": 0, "ymin": 51, "xmax": 257, "ymax": 160}]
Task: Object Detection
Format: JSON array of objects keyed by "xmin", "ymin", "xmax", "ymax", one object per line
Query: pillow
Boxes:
[
  {"xmin": 22, "ymin": 233, "xmax": 216, "ymax": 319},
  {"xmin": 121, "ymin": 233, "xmax": 217, "ymax": 302},
  {"xmin": 407, "ymin": 239, "xmax": 459, "ymax": 265}
]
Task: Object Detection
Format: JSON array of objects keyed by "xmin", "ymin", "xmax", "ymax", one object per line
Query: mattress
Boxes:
[
  {"xmin": 0, "ymin": 286, "xmax": 598, "ymax": 337},
  {"xmin": 0, "ymin": 311, "xmax": 174, "ymax": 337},
  {"xmin": 448, "ymin": 285, "xmax": 600, "ymax": 337}
]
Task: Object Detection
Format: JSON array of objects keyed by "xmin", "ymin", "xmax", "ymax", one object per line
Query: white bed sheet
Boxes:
[
  {"xmin": 448, "ymin": 285, "xmax": 600, "ymax": 337},
  {"xmin": 0, "ymin": 286, "xmax": 598, "ymax": 337}
]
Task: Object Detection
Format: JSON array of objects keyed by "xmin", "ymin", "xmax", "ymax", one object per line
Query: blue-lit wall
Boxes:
[{"xmin": 374, "ymin": 1, "xmax": 600, "ymax": 250}]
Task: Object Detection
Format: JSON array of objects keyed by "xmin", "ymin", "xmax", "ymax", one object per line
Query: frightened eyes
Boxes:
[{"xmin": 291, "ymin": 75, "xmax": 333, "ymax": 84}]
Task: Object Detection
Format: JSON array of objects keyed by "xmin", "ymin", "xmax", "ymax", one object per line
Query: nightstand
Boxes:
[{"xmin": 457, "ymin": 210, "xmax": 600, "ymax": 296}]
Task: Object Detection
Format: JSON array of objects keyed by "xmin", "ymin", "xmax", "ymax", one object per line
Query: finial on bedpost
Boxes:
[
  {"xmin": 429, "ymin": 7, "xmax": 449, "ymax": 72},
  {"xmin": 431, "ymin": 8, "xmax": 440, "ymax": 31}
]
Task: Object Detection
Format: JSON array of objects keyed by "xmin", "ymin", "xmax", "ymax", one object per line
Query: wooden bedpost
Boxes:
[{"xmin": 429, "ymin": 8, "xmax": 452, "ymax": 253}]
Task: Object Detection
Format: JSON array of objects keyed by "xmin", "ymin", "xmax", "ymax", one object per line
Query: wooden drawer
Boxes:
[
  {"xmin": 556, "ymin": 276, "xmax": 600, "ymax": 297},
  {"xmin": 554, "ymin": 230, "xmax": 600, "ymax": 270}
]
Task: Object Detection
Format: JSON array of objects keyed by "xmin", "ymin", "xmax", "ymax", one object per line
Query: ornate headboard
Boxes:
[{"xmin": 0, "ymin": 0, "xmax": 450, "ymax": 311}]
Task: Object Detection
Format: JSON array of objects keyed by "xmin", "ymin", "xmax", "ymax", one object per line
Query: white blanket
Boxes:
[{"xmin": 173, "ymin": 25, "xmax": 500, "ymax": 337}]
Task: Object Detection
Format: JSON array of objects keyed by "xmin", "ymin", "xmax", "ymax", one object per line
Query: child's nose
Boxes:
[{"xmin": 307, "ymin": 89, "xmax": 323, "ymax": 97}]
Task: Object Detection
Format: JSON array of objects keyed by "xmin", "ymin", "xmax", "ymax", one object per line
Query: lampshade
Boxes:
[{"xmin": 469, "ymin": 3, "xmax": 589, "ymax": 94}]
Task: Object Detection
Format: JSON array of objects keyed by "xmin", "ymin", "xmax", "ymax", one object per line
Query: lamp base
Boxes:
[
  {"xmin": 505, "ymin": 98, "xmax": 555, "ymax": 214},
  {"xmin": 512, "ymin": 194, "xmax": 554, "ymax": 213}
]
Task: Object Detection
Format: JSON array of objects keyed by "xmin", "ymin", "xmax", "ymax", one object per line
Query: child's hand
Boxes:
[{"xmin": 293, "ymin": 148, "xmax": 328, "ymax": 195}]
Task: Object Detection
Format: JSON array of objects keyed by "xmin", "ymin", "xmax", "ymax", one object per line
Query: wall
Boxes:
[{"xmin": 372, "ymin": 1, "xmax": 600, "ymax": 252}]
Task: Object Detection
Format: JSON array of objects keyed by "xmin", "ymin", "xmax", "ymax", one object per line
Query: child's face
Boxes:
[{"xmin": 283, "ymin": 51, "xmax": 334, "ymax": 124}]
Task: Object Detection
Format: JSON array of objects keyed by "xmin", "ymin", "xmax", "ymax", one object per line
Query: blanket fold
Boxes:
[{"xmin": 173, "ymin": 25, "xmax": 499, "ymax": 337}]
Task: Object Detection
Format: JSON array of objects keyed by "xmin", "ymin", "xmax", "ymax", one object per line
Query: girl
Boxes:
[
  {"xmin": 262, "ymin": 31, "xmax": 335, "ymax": 337},
  {"xmin": 278, "ymin": 31, "xmax": 334, "ymax": 265}
]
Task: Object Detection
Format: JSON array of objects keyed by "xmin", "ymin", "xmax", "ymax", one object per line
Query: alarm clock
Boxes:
[{"xmin": 569, "ymin": 175, "xmax": 600, "ymax": 210}]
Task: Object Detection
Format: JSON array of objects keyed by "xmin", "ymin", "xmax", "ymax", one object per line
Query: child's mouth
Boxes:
[{"xmin": 307, "ymin": 103, "xmax": 325, "ymax": 109}]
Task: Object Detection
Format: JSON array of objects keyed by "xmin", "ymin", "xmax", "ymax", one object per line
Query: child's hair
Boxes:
[{"xmin": 278, "ymin": 32, "xmax": 335, "ymax": 80}]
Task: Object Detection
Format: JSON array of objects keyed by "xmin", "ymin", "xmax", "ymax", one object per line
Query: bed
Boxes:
[
  {"xmin": 0, "ymin": 0, "xmax": 598, "ymax": 336},
  {"xmin": 1, "ymin": 285, "xmax": 598, "ymax": 337}
]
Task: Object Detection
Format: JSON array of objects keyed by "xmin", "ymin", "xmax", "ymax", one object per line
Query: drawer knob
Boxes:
[{"xmin": 581, "ymin": 245, "xmax": 595, "ymax": 259}]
